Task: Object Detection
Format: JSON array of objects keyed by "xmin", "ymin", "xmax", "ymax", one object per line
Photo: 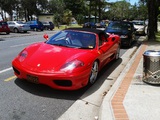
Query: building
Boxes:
[{"xmin": 38, "ymin": 13, "xmax": 54, "ymax": 22}]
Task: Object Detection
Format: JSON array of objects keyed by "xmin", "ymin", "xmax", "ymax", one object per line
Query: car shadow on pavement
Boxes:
[
  {"xmin": 14, "ymin": 78, "xmax": 88, "ymax": 100},
  {"xmin": 14, "ymin": 58, "xmax": 122, "ymax": 100},
  {"xmin": 0, "ymin": 38, "xmax": 5, "ymax": 41},
  {"xmin": 80, "ymin": 58, "xmax": 122, "ymax": 98}
]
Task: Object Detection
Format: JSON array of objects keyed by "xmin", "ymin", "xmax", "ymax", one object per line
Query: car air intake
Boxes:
[{"xmin": 53, "ymin": 80, "xmax": 72, "ymax": 87}]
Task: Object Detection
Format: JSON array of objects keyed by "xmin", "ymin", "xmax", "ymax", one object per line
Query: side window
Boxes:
[{"xmin": 99, "ymin": 33, "xmax": 107, "ymax": 46}]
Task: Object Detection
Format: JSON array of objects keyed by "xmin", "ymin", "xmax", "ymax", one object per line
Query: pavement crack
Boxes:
[{"xmin": 81, "ymin": 99, "xmax": 100, "ymax": 107}]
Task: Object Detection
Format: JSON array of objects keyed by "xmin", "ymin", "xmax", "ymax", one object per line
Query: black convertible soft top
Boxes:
[{"xmin": 65, "ymin": 27, "xmax": 106, "ymax": 35}]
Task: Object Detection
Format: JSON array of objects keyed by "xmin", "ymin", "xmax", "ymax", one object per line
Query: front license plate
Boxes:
[{"xmin": 26, "ymin": 75, "xmax": 39, "ymax": 84}]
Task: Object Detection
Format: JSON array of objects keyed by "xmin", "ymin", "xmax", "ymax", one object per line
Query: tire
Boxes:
[
  {"xmin": 88, "ymin": 61, "xmax": 99, "ymax": 85},
  {"xmin": 115, "ymin": 45, "xmax": 120, "ymax": 60},
  {"xmin": 14, "ymin": 28, "xmax": 19, "ymax": 33},
  {"xmin": 6, "ymin": 32, "xmax": 10, "ymax": 34},
  {"xmin": 33, "ymin": 28, "xmax": 38, "ymax": 31},
  {"xmin": 128, "ymin": 40, "xmax": 132, "ymax": 48}
]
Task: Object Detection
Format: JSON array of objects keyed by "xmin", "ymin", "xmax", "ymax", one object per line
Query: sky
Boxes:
[{"xmin": 107, "ymin": 0, "xmax": 139, "ymax": 5}]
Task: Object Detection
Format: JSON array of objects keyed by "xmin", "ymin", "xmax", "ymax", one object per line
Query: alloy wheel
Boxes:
[{"xmin": 89, "ymin": 61, "xmax": 99, "ymax": 84}]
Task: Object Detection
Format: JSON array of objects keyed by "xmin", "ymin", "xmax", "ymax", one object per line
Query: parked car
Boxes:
[
  {"xmin": 83, "ymin": 22, "xmax": 96, "ymax": 28},
  {"xmin": 131, "ymin": 20, "xmax": 146, "ymax": 35},
  {"xmin": 105, "ymin": 21, "xmax": 136, "ymax": 47},
  {"xmin": 7, "ymin": 21, "xmax": 30, "ymax": 33},
  {"xmin": 25, "ymin": 20, "xmax": 44, "ymax": 31},
  {"xmin": 41, "ymin": 21, "xmax": 54, "ymax": 30},
  {"xmin": 12, "ymin": 28, "xmax": 120, "ymax": 90},
  {"xmin": 0, "ymin": 21, "xmax": 10, "ymax": 34},
  {"xmin": 96, "ymin": 21, "xmax": 106, "ymax": 28}
]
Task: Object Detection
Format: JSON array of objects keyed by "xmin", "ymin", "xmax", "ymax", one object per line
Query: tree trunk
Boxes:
[
  {"xmin": 147, "ymin": 0, "xmax": 156, "ymax": 41},
  {"xmin": 98, "ymin": 0, "xmax": 101, "ymax": 22}
]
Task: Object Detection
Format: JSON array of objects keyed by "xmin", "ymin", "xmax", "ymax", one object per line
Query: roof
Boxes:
[{"xmin": 64, "ymin": 28, "xmax": 106, "ymax": 35}]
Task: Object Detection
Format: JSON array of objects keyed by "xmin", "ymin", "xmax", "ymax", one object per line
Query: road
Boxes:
[{"xmin": 0, "ymin": 31, "xmax": 145, "ymax": 120}]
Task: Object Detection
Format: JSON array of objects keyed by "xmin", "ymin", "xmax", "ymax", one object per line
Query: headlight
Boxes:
[
  {"xmin": 60, "ymin": 60, "xmax": 84, "ymax": 72},
  {"xmin": 18, "ymin": 50, "xmax": 28, "ymax": 62},
  {"xmin": 120, "ymin": 35, "xmax": 128, "ymax": 38}
]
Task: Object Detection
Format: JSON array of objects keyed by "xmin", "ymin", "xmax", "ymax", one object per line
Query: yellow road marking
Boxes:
[{"xmin": 4, "ymin": 76, "xmax": 16, "ymax": 82}]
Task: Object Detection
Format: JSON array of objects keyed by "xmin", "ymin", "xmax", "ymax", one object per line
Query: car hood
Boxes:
[
  {"xmin": 24, "ymin": 43, "xmax": 94, "ymax": 73},
  {"xmin": 134, "ymin": 25, "xmax": 144, "ymax": 29},
  {"xmin": 106, "ymin": 28, "xmax": 130, "ymax": 35}
]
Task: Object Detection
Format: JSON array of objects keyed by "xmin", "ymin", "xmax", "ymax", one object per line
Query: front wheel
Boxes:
[
  {"xmin": 14, "ymin": 28, "xmax": 19, "ymax": 33},
  {"xmin": 88, "ymin": 61, "xmax": 99, "ymax": 85},
  {"xmin": 115, "ymin": 45, "xmax": 120, "ymax": 60}
]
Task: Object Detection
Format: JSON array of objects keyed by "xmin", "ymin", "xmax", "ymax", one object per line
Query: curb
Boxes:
[{"xmin": 98, "ymin": 43, "xmax": 143, "ymax": 120}]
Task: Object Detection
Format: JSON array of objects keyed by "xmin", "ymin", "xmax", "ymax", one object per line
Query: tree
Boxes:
[
  {"xmin": 0, "ymin": 0, "xmax": 19, "ymax": 20},
  {"xmin": 63, "ymin": 9, "xmax": 72, "ymax": 25},
  {"xmin": 20, "ymin": 0, "xmax": 48, "ymax": 21},
  {"xmin": 106, "ymin": 1, "xmax": 131, "ymax": 20},
  {"xmin": 140, "ymin": 0, "xmax": 160, "ymax": 41},
  {"xmin": 48, "ymin": 0, "xmax": 65, "ymax": 14}
]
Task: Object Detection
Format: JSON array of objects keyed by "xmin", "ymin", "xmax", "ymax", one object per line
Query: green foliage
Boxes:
[
  {"xmin": 63, "ymin": 9, "xmax": 72, "ymax": 25},
  {"xmin": 0, "ymin": 0, "xmax": 150, "ymax": 25},
  {"xmin": 105, "ymin": 0, "xmax": 148, "ymax": 20}
]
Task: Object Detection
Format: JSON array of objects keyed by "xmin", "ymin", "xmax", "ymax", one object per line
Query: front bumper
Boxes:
[
  {"xmin": 120, "ymin": 38, "xmax": 131, "ymax": 46},
  {"xmin": 12, "ymin": 61, "xmax": 91, "ymax": 90}
]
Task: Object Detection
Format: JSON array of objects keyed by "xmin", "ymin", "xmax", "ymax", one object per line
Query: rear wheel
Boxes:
[
  {"xmin": 33, "ymin": 28, "xmax": 38, "ymax": 31},
  {"xmin": 115, "ymin": 45, "xmax": 120, "ymax": 60},
  {"xmin": 88, "ymin": 61, "xmax": 99, "ymax": 85}
]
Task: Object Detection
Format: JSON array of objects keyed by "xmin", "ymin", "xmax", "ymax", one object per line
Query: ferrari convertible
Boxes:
[{"xmin": 12, "ymin": 28, "xmax": 120, "ymax": 90}]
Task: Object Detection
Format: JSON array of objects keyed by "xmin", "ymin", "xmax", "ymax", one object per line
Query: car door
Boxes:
[
  {"xmin": 0, "ymin": 22, "xmax": 2, "ymax": 32},
  {"xmin": 98, "ymin": 32, "xmax": 113, "ymax": 65},
  {"xmin": 7, "ymin": 21, "xmax": 15, "ymax": 32}
]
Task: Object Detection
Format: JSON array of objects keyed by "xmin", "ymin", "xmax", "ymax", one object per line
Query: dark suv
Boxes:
[
  {"xmin": 105, "ymin": 21, "xmax": 136, "ymax": 47},
  {"xmin": 0, "ymin": 21, "xmax": 10, "ymax": 34},
  {"xmin": 41, "ymin": 21, "xmax": 54, "ymax": 30},
  {"xmin": 25, "ymin": 20, "xmax": 44, "ymax": 31}
]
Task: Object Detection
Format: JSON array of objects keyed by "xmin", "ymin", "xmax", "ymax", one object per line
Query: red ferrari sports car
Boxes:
[{"xmin": 12, "ymin": 28, "xmax": 120, "ymax": 90}]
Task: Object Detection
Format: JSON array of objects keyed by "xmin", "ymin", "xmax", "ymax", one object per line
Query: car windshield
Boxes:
[
  {"xmin": 132, "ymin": 21, "xmax": 144, "ymax": 25},
  {"xmin": 16, "ymin": 21, "xmax": 24, "ymax": 24},
  {"xmin": 0, "ymin": 22, "xmax": 7, "ymax": 25},
  {"xmin": 107, "ymin": 22, "xmax": 131, "ymax": 30},
  {"xmin": 46, "ymin": 30, "xmax": 96, "ymax": 49}
]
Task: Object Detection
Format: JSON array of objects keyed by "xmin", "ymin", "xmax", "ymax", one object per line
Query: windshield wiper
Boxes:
[{"xmin": 78, "ymin": 47, "xmax": 92, "ymax": 49}]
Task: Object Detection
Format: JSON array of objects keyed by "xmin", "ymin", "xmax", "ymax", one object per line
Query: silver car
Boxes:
[
  {"xmin": 7, "ymin": 21, "xmax": 30, "ymax": 33},
  {"xmin": 132, "ymin": 20, "xmax": 146, "ymax": 35}
]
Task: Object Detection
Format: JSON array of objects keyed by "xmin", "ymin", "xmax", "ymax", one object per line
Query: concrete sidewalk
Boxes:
[{"xmin": 99, "ymin": 41, "xmax": 160, "ymax": 120}]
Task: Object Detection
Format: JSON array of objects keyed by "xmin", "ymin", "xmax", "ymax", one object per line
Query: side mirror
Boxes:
[
  {"xmin": 108, "ymin": 37, "xmax": 115, "ymax": 42},
  {"xmin": 43, "ymin": 34, "xmax": 49, "ymax": 40}
]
